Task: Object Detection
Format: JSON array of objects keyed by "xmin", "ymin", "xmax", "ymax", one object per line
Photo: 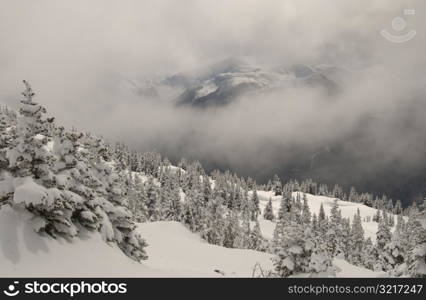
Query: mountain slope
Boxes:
[
  {"xmin": 0, "ymin": 204, "xmax": 383, "ymax": 277},
  {"xmin": 0, "ymin": 205, "xmax": 272, "ymax": 277},
  {"xmin": 256, "ymin": 191, "xmax": 398, "ymax": 242}
]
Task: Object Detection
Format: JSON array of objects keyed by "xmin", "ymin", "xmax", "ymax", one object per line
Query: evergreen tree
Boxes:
[
  {"xmin": 145, "ymin": 177, "xmax": 160, "ymax": 221},
  {"xmin": 383, "ymin": 214, "xmax": 406, "ymax": 275},
  {"xmin": 311, "ymin": 213, "xmax": 318, "ymax": 232},
  {"xmin": 318, "ymin": 203, "xmax": 328, "ymax": 236},
  {"xmin": 132, "ymin": 175, "xmax": 149, "ymax": 222},
  {"xmin": 375, "ymin": 216, "xmax": 392, "ymax": 271},
  {"xmin": 309, "ymin": 236, "xmax": 334, "ymax": 276},
  {"xmin": 373, "ymin": 208, "xmax": 382, "ymax": 223},
  {"xmin": 272, "ymin": 174, "xmax": 282, "ymax": 196},
  {"xmin": 263, "ymin": 198, "xmax": 275, "ymax": 221},
  {"xmin": 405, "ymin": 213, "xmax": 426, "ymax": 277},
  {"xmin": 349, "ymin": 209, "xmax": 364, "ymax": 265},
  {"xmin": 362, "ymin": 237, "xmax": 376, "ymax": 270},
  {"xmin": 235, "ymin": 212, "xmax": 251, "ymax": 249},
  {"xmin": 273, "ymin": 223, "xmax": 315, "ymax": 277},
  {"xmin": 249, "ymin": 220, "xmax": 266, "ymax": 251},
  {"xmin": 301, "ymin": 193, "xmax": 311, "ymax": 224},
  {"xmin": 326, "ymin": 199, "xmax": 344, "ymax": 257},
  {"xmin": 223, "ymin": 211, "xmax": 241, "ymax": 248},
  {"xmin": 6, "ymin": 81, "xmax": 74, "ymax": 236},
  {"xmin": 202, "ymin": 195, "xmax": 226, "ymax": 245},
  {"xmin": 348, "ymin": 187, "xmax": 358, "ymax": 203},
  {"xmin": 250, "ymin": 187, "xmax": 260, "ymax": 220}
]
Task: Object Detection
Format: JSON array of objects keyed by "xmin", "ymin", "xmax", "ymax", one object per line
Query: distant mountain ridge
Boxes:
[{"xmin": 130, "ymin": 57, "xmax": 348, "ymax": 107}]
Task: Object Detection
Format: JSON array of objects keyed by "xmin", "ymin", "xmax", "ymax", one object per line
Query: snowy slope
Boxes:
[
  {"xmin": 256, "ymin": 191, "xmax": 397, "ymax": 242},
  {"xmin": 137, "ymin": 221, "xmax": 274, "ymax": 277},
  {"xmin": 0, "ymin": 203, "xmax": 383, "ymax": 277},
  {"xmin": 0, "ymin": 205, "xmax": 165, "ymax": 277},
  {"xmin": 333, "ymin": 259, "xmax": 385, "ymax": 278},
  {"xmin": 0, "ymin": 205, "xmax": 272, "ymax": 277}
]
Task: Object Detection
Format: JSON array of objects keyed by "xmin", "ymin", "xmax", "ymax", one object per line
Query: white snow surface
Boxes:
[
  {"xmin": 333, "ymin": 259, "xmax": 386, "ymax": 277},
  {"xmin": 0, "ymin": 205, "xmax": 163, "ymax": 277},
  {"xmin": 138, "ymin": 221, "xmax": 273, "ymax": 277},
  {"xmin": 0, "ymin": 201, "xmax": 384, "ymax": 277},
  {"xmin": 0, "ymin": 205, "xmax": 272, "ymax": 277}
]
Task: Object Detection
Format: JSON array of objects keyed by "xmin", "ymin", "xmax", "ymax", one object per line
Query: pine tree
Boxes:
[
  {"xmin": 202, "ymin": 195, "xmax": 226, "ymax": 245},
  {"xmin": 309, "ymin": 236, "xmax": 334, "ymax": 276},
  {"xmin": 145, "ymin": 177, "xmax": 160, "ymax": 221},
  {"xmin": 5, "ymin": 82, "xmax": 148, "ymax": 261},
  {"xmin": 375, "ymin": 216, "xmax": 392, "ymax": 271},
  {"xmin": 348, "ymin": 187, "xmax": 358, "ymax": 203},
  {"xmin": 349, "ymin": 209, "xmax": 364, "ymax": 265},
  {"xmin": 249, "ymin": 220, "xmax": 266, "ymax": 251},
  {"xmin": 263, "ymin": 198, "xmax": 275, "ymax": 221},
  {"xmin": 272, "ymin": 174, "xmax": 282, "ymax": 196},
  {"xmin": 373, "ymin": 208, "xmax": 382, "ymax": 222},
  {"xmin": 235, "ymin": 212, "xmax": 251, "ymax": 249},
  {"xmin": 362, "ymin": 237, "xmax": 376, "ymax": 270},
  {"xmin": 383, "ymin": 214, "xmax": 406, "ymax": 275},
  {"xmin": 394, "ymin": 200, "xmax": 403, "ymax": 215},
  {"xmin": 202, "ymin": 175, "xmax": 212, "ymax": 204},
  {"xmin": 271, "ymin": 193, "xmax": 292, "ymax": 252},
  {"xmin": 250, "ymin": 187, "xmax": 260, "ymax": 220},
  {"xmin": 223, "ymin": 211, "xmax": 241, "ymax": 248},
  {"xmin": 0, "ymin": 107, "xmax": 16, "ymax": 171},
  {"xmin": 132, "ymin": 174, "xmax": 148, "ymax": 222},
  {"xmin": 273, "ymin": 223, "xmax": 315, "ymax": 277},
  {"xmin": 326, "ymin": 199, "xmax": 344, "ymax": 257},
  {"xmin": 318, "ymin": 203, "xmax": 328, "ymax": 236},
  {"xmin": 301, "ymin": 193, "xmax": 311, "ymax": 224},
  {"xmin": 181, "ymin": 185, "xmax": 204, "ymax": 232},
  {"xmin": 405, "ymin": 213, "xmax": 426, "ymax": 277},
  {"xmin": 311, "ymin": 213, "xmax": 318, "ymax": 232},
  {"xmin": 6, "ymin": 81, "xmax": 75, "ymax": 236}
]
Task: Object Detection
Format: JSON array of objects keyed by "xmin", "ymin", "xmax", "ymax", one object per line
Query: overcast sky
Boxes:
[{"xmin": 0, "ymin": 0, "xmax": 425, "ymax": 188}]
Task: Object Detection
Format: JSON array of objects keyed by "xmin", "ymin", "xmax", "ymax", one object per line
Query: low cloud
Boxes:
[{"xmin": 0, "ymin": 0, "xmax": 425, "ymax": 200}]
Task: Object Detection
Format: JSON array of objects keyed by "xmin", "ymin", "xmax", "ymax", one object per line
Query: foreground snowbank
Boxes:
[
  {"xmin": 0, "ymin": 205, "xmax": 162, "ymax": 277},
  {"xmin": 137, "ymin": 221, "xmax": 274, "ymax": 277},
  {"xmin": 0, "ymin": 205, "xmax": 272, "ymax": 277},
  {"xmin": 0, "ymin": 205, "xmax": 383, "ymax": 277}
]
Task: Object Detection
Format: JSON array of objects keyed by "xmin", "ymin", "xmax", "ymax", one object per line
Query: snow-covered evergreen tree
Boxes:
[
  {"xmin": 223, "ymin": 210, "xmax": 241, "ymax": 248},
  {"xmin": 145, "ymin": 177, "xmax": 160, "ymax": 221},
  {"xmin": 272, "ymin": 174, "xmax": 282, "ymax": 196},
  {"xmin": 250, "ymin": 187, "xmax": 260, "ymax": 220},
  {"xmin": 348, "ymin": 209, "xmax": 364, "ymax": 265},
  {"xmin": 383, "ymin": 214, "xmax": 406, "ymax": 275},
  {"xmin": 301, "ymin": 193, "xmax": 311, "ymax": 224},
  {"xmin": 273, "ymin": 223, "xmax": 316, "ymax": 277},
  {"xmin": 326, "ymin": 199, "xmax": 344, "ymax": 257},
  {"xmin": 263, "ymin": 197, "xmax": 275, "ymax": 221},
  {"xmin": 249, "ymin": 220, "xmax": 267, "ymax": 251},
  {"xmin": 309, "ymin": 236, "xmax": 334, "ymax": 276},
  {"xmin": 375, "ymin": 216, "xmax": 392, "ymax": 271},
  {"xmin": 4, "ymin": 82, "xmax": 147, "ymax": 261},
  {"xmin": 405, "ymin": 213, "xmax": 426, "ymax": 277},
  {"xmin": 202, "ymin": 195, "xmax": 226, "ymax": 246}
]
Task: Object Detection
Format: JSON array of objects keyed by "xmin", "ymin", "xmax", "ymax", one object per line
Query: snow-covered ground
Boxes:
[
  {"xmin": 256, "ymin": 191, "xmax": 396, "ymax": 242},
  {"xmin": 0, "ymin": 202, "xmax": 384, "ymax": 277},
  {"xmin": 138, "ymin": 221, "xmax": 273, "ymax": 277},
  {"xmin": 0, "ymin": 205, "xmax": 162, "ymax": 277},
  {"xmin": 0, "ymin": 205, "xmax": 271, "ymax": 277}
]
